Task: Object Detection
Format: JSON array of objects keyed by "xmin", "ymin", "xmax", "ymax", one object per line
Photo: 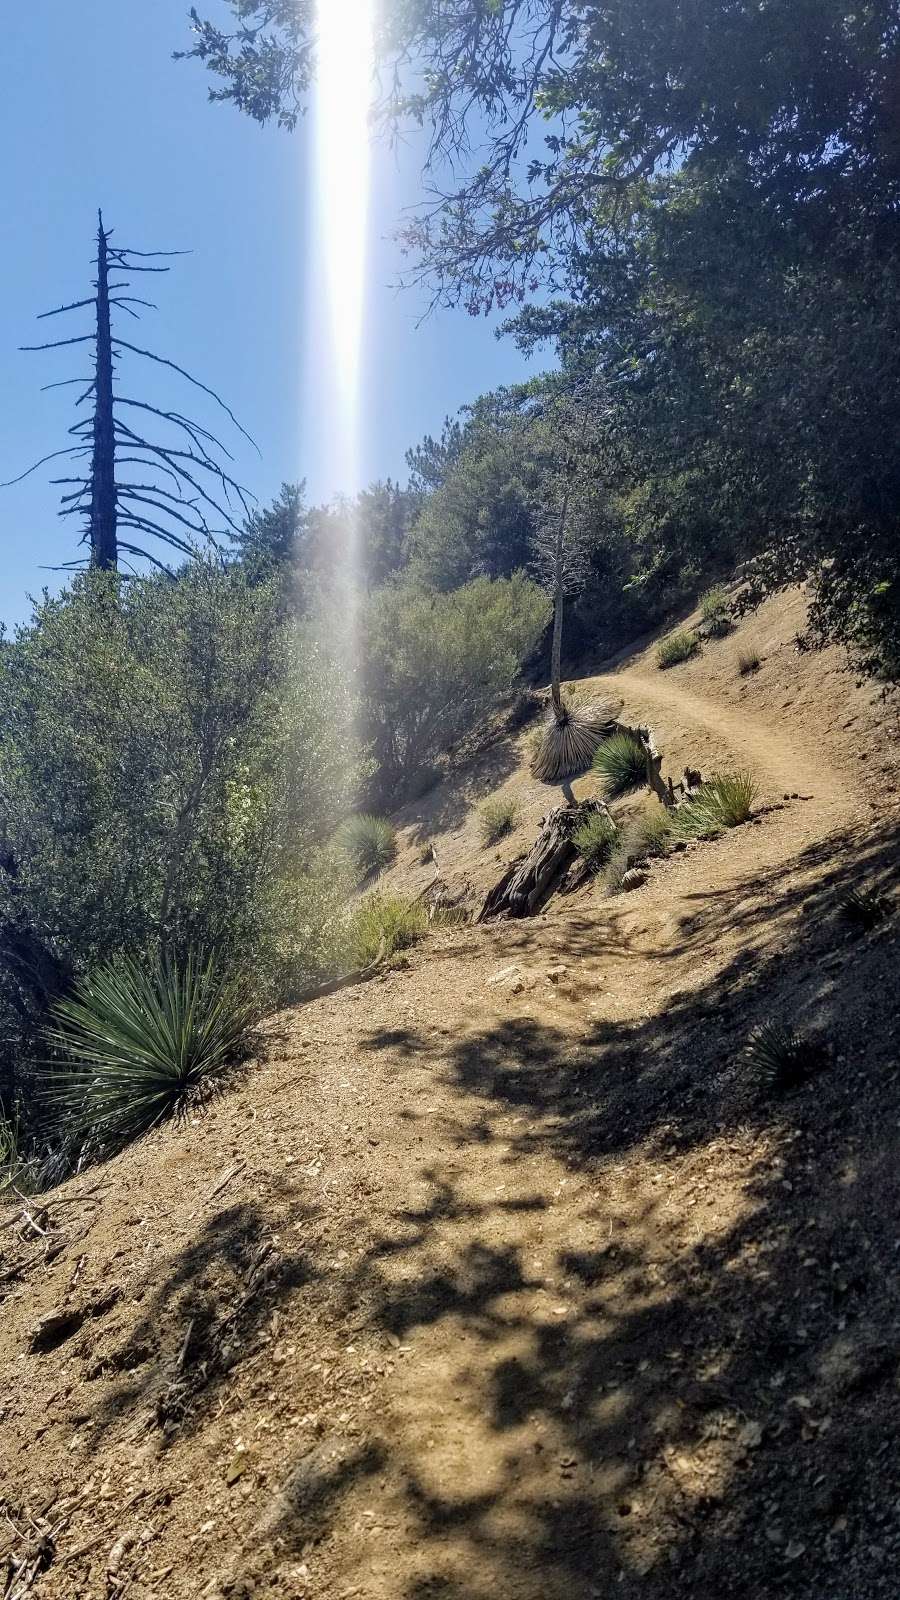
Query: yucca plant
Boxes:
[
  {"xmin": 530, "ymin": 697, "xmax": 619, "ymax": 784},
  {"xmin": 349, "ymin": 892, "xmax": 428, "ymax": 968},
  {"xmin": 44, "ymin": 951, "xmax": 259, "ymax": 1152},
  {"xmin": 334, "ymin": 813, "xmax": 397, "ymax": 881},
  {"xmin": 657, "ymin": 629, "xmax": 700, "ymax": 669},
  {"xmin": 842, "ymin": 887, "xmax": 890, "ymax": 931},
  {"xmin": 593, "ymin": 731, "xmax": 648, "ymax": 797},
  {"xmin": 573, "ymin": 810, "xmax": 619, "ymax": 869},
  {"xmin": 745, "ymin": 1023, "xmax": 827, "ymax": 1093},
  {"xmin": 479, "ymin": 793, "xmax": 519, "ymax": 845},
  {"xmin": 673, "ymin": 771, "xmax": 758, "ymax": 838}
]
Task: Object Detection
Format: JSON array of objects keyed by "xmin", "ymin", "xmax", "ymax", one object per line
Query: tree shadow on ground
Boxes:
[
  {"xmin": 312, "ymin": 815, "xmax": 900, "ymax": 1598},
  {"xmin": 81, "ymin": 1200, "xmax": 316, "ymax": 1450},
  {"xmin": 131, "ymin": 815, "xmax": 900, "ymax": 1600}
]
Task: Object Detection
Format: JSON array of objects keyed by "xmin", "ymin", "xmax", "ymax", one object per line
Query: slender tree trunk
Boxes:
[
  {"xmin": 89, "ymin": 213, "xmax": 117, "ymax": 570},
  {"xmin": 550, "ymin": 487, "xmax": 570, "ymax": 722}
]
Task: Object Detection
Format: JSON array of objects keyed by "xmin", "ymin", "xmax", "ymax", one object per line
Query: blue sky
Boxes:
[{"xmin": 0, "ymin": 2, "xmax": 535, "ymax": 626}]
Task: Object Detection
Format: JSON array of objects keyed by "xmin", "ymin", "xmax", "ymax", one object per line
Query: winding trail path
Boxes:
[{"xmin": 4, "ymin": 606, "xmax": 897, "ymax": 1600}]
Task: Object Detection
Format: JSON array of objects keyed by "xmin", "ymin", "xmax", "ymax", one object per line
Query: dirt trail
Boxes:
[
  {"xmin": 599, "ymin": 665, "xmax": 848, "ymax": 811},
  {"xmin": 2, "ymin": 593, "xmax": 900, "ymax": 1599}
]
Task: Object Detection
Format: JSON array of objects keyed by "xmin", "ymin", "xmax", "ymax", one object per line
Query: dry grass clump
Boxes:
[
  {"xmin": 602, "ymin": 837, "xmax": 641, "ymax": 894},
  {"xmin": 573, "ymin": 811, "xmax": 619, "ymax": 870},
  {"xmin": 673, "ymin": 770, "xmax": 758, "ymax": 838},
  {"xmin": 738, "ymin": 647, "xmax": 761, "ymax": 676},
  {"xmin": 479, "ymin": 794, "xmax": 519, "ymax": 845},
  {"xmin": 657, "ymin": 629, "xmax": 700, "ymax": 669},
  {"xmin": 0, "ymin": 1107, "xmax": 28, "ymax": 1197},
  {"xmin": 632, "ymin": 802, "xmax": 674, "ymax": 857},
  {"xmin": 593, "ymin": 731, "xmax": 647, "ymax": 797},
  {"xmin": 349, "ymin": 892, "xmax": 428, "ymax": 968}
]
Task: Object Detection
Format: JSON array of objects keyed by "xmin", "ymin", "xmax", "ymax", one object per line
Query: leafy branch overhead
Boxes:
[{"xmin": 5, "ymin": 212, "xmax": 256, "ymax": 573}]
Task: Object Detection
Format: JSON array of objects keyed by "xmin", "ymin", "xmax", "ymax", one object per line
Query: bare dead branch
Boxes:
[{"xmin": 114, "ymin": 340, "xmax": 259, "ymax": 453}]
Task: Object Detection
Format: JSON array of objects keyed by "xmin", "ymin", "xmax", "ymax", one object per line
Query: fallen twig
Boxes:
[{"xmin": 205, "ymin": 1161, "xmax": 246, "ymax": 1204}]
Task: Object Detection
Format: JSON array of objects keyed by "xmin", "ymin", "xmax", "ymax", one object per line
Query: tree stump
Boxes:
[{"xmin": 477, "ymin": 799, "xmax": 611, "ymax": 921}]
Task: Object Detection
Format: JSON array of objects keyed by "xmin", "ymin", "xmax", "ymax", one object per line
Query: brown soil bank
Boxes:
[{"xmin": 2, "ymin": 588, "xmax": 900, "ymax": 1600}]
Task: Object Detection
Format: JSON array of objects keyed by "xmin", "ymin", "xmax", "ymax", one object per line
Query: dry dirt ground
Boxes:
[{"xmin": 3, "ymin": 589, "xmax": 900, "ymax": 1600}]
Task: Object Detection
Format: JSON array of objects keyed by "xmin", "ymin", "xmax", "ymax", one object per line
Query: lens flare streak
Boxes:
[{"xmin": 314, "ymin": 0, "xmax": 374, "ymax": 488}]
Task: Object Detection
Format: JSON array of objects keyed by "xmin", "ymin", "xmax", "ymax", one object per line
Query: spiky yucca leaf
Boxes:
[
  {"xmin": 44, "ymin": 952, "xmax": 258, "ymax": 1151},
  {"xmin": 842, "ymin": 887, "xmax": 890, "ymax": 930},
  {"xmin": 334, "ymin": 813, "xmax": 397, "ymax": 881},
  {"xmin": 745, "ymin": 1023, "xmax": 827, "ymax": 1092},
  {"xmin": 593, "ymin": 731, "xmax": 648, "ymax": 797},
  {"xmin": 673, "ymin": 770, "xmax": 758, "ymax": 838},
  {"xmin": 530, "ymin": 702, "xmax": 616, "ymax": 783}
]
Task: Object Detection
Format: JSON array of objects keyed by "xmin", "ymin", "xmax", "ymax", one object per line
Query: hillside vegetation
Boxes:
[
  {"xmin": 3, "ymin": 3, "xmax": 900, "ymax": 1594},
  {"xmin": 2, "ymin": 588, "xmax": 900, "ymax": 1600}
]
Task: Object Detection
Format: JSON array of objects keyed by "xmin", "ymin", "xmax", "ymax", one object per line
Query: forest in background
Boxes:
[{"xmin": 2, "ymin": 0, "xmax": 899, "ymax": 1176}]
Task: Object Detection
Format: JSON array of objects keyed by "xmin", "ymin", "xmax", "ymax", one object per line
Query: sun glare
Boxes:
[{"xmin": 314, "ymin": 0, "xmax": 375, "ymax": 489}]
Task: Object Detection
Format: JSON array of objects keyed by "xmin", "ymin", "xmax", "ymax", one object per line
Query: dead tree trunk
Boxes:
[
  {"xmin": 9, "ymin": 213, "xmax": 255, "ymax": 574},
  {"xmin": 89, "ymin": 215, "xmax": 117, "ymax": 570},
  {"xmin": 549, "ymin": 487, "xmax": 570, "ymax": 722},
  {"xmin": 477, "ymin": 798, "xmax": 610, "ymax": 921}
]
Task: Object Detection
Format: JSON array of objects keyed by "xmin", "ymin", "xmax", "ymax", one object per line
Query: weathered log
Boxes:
[{"xmin": 477, "ymin": 799, "xmax": 610, "ymax": 922}]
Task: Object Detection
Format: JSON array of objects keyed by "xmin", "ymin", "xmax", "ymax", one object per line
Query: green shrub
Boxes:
[
  {"xmin": 360, "ymin": 573, "xmax": 550, "ymax": 795},
  {"xmin": 673, "ymin": 771, "xmax": 758, "ymax": 838},
  {"xmin": 632, "ymin": 804, "xmax": 674, "ymax": 857},
  {"xmin": 745, "ymin": 1023, "xmax": 828, "ymax": 1092},
  {"xmin": 0, "ymin": 565, "xmax": 367, "ymax": 1148},
  {"xmin": 479, "ymin": 794, "xmax": 519, "ymax": 845},
  {"xmin": 738, "ymin": 647, "xmax": 761, "ymax": 675},
  {"xmin": 335, "ymin": 814, "xmax": 397, "ymax": 880},
  {"xmin": 573, "ymin": 811, "xmax": 619, "ymax": 869},
  {"xmin": 700, "ymin": 586, "xmax": 732, "ymax": 636},
  {"xmin": 44, "ymin": 951, "xmax": 259, "ymax": 1154},
  {"xmin": 349, "ymin": 893, "xmax": 428, "ymax": 968},
  {"xmin": 657, "ymin": 629, "xmax": 700, "ymax": 668},
  {"xmin": 593, "ymin": 731, "xmax": 647, "ymax": 797}
]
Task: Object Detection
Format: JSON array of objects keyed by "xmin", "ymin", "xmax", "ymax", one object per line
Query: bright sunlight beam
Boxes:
[{"xmin": 314, "ymin": 0, "xmax": 375, "ymax": 491}]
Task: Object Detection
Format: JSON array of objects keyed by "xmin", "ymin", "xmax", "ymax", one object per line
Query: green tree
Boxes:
[
  {"xmin": 359, "ymin": 573, "xmax": 550, "ymax": 793},
  {"xmin": 0, "ymin": 563, "xmax": 362, "ymax": 1131},
  {"xmin": 180, "ymin": 2, "xmax": 900, "ymax": 308}
]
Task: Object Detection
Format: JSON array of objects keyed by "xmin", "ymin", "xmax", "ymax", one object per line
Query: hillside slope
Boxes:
[{"xmin": 2, "ymin": 589, "xmax": 900, "ymax": 1600}]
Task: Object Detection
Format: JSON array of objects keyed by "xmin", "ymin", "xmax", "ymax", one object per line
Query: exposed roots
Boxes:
[{"xmin": 530, "ymin": 702, "xmax": 616, "ymax": 783}]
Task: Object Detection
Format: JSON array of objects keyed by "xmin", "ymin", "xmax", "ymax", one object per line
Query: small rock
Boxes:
[
  {"xmin": 487, "ymin": 964, "xmax": 523, "ymax": 989},
  {"xmin": 621, "ymin": 869, "xmax": 648, "ymax": 892}
]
